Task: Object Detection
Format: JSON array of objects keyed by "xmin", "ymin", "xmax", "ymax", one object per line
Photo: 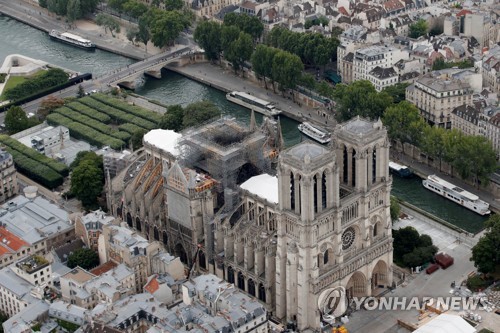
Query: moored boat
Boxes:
[
  {"xmin": 298, "ymin": 122, "xmax": 331, "ymax": 144},
  {"xmin": 49, "ymin": 30, "xmax": 96, "ymax": 50},
  {"xmin": 422, "ymin": 175, "xmax": 490, "ymax": 215},
  {"xmin": 226, "ymin": 91, "xmax": 281, "ymax": 117},
  {"xmin": 389, "ymin": 161, "xmax": 412, "ymax": 178}
]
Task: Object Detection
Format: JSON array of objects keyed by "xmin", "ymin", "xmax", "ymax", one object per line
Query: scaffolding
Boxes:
[{"xmin": 178, "ymin": 116, "xmax": 280, "ymax": 190}]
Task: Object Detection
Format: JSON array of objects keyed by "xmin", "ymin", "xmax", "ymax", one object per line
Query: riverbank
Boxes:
[
  {"xmin": 0, "ymin": 0, "xmax": 160, "ymax": 60},
  {"xmin": 167, "ymin": 63, "xmax": 334, "ymax": 128},
  {"xmin": 392, "ymin": 151, "xmax": 500, "ymax": 215}
]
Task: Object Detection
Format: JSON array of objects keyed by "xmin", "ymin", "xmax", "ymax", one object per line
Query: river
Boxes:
[{"xmin": 0, "ymin": 15, "xmax": 487, "ymax": 233}]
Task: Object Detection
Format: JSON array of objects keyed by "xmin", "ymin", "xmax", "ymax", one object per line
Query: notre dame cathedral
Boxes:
[{"xmin": 107, "ymin": 115, "xmax": 393, "ymax": 331}]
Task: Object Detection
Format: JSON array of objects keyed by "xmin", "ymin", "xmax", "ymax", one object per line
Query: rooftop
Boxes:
[
  {"xmin": 61, "ymin": 267, "xmax": 95, "ymax": 284},
  {"xmin": 240, "ymin": 174, "xmax": 279, "ymax": 204},
  {"xmin": 0, "ymin": 195, "xmax": 72, "ymax": 245},
  {"xmin": 143, "ymin": 129, "xmax": 182, "ymax": 157},
  {"xmin": 0, "ymin": 226, "xmax": 29, "ymax": 254},
  {"xmin": 16, "ymin": 255, "xmax": 49, "ymax": 274}
]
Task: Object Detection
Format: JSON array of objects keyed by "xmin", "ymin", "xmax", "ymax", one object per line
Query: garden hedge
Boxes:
[
  {"xmin": 66, "ymin": 101, "xmax": 111, "ymax": 123},
  {"xmin": 78, "ymin": 97, "xmax": 156, "ymax": 130},
  {"xmin": 118, "ymin": 123, "xmax": 144, "ymax": 135},
  {"xmin": 46, "ymin": 113, "xmax": 125, "ymax": 150},
  {"xmin": 91, "ymin": 94, "xmax": 162, "ymax": 124},
  {"xmin": 0, "ymin": 135, "xmax": 69, "ymax": 176}
]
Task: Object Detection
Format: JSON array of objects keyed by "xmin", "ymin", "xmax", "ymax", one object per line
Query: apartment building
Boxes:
[
  {"xmin": 451, "ymin": 105, "xmax": 487, "ymax": 136},
  {"xmin": 0, "ymin": 194, "xmax": 75, "ymax": 268},
  {"xmin": 353, "ymin": 45, "xmax": 408, "ymax": 82},
  {"xmin": 75, "ymin": 209, "xmax": 117, "ymax": 250},
  {"xmin": 406, "ymin": 72, "xmax": 473, "ymax": 127},
  {"xmin": 0, "ymin": 255, "xmax": 51, "ymax": 317},
  {"xmin": 367, "ymin": 66, "xmax": 399, "ymax": 91},
  {"xmin": 0, "ymin": 149, "xmax": 18, "ymax": 203},
  {"xmin": 100, "ymin": 224, "xmax": 162, "ymax": 292},
  {"xmin": 60, "ymin": 264, "xmax": 135, "ymax": 309},
  {"xmin": 485, "ymin": 113, "xmax": 500, "ymax": 159}
]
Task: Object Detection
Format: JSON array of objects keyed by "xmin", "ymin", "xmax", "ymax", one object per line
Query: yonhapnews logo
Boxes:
[{"xmin": 318, "ymin": 286, "xmax": 348, "ymax": 323}]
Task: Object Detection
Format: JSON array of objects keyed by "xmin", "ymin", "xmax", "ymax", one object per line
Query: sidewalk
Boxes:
[{"xmin": 392, "ymin": 151, "xmax": 500, "ymax": 214}]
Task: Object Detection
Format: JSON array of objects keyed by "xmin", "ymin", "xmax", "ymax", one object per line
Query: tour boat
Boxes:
[
  {"xmin": 49, "ymin": 30, "xmax": 96, "ymax": 50},
  {"xmin": 298, "ymin": 122, "xmax": 331, "ymax": 144},
  {"xmin": 389, "ymin": 161, "xmax": 412, "ymax": 178},
  {"xmin": 226, "ymin": 91, "xmax": 281, "ymax": 117},
  {"xmin": 422, "ymin": 175, "xmax": 490, "ymax": 215}
]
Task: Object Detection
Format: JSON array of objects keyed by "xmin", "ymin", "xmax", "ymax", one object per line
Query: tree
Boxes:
[
  {"xmin": 150, "ymin": 11, "xmax": 185, "ymax": 47},
  {"xmin": 66, "ymin": 0, "xmax": 82, "ymax": 23},
  {"xmin": 4, "ymin": 106, "xmax": 29, "ymax": 134},
  {"xmin": 70, "ymin": 151, "xmax": 103, "ymax": 172},
  {"xmin": 221, "ymin": 25, "xmax": 240, "ymax": 54},
  {"xmin": 470, "ymin": 214, "xmax": 500, "ymax": 274},
  {"xmin": 334, "ymin": 80, "xmax": 393, "ymax": 121},
  {"xmin": 39, "ymin": 0, "xmax": 48, "ymax": 8},
  {"xmin": 47, "ymin": 0, "xmax": 67, "ymax": 16},
  {"xmin": 160, "ymin": 104, "xmax": 184, "ymax": 131},
  {"xmin": 194, "ymin": 21, "xmax": 222, "ymax": 61},
  {"xmin": 77, "ymin": 84, "xmax": 85, "ymax": 98},
  {"xmin": 409, "ymin": 19, "xmax": 428, "ymax": 38},
  {"xmin": 251, "ymin": 45, "xmax": 278, "ymax": 90},
  {"xmin": 70, "ymin": 159, "xmax": 104, "ymax": 208},
  {"xmin": 38, "ymin": 96, "xmax": 65, "ymax": 120},
  {"xmin": 225, "ymin": 32, "xmax": 253, "ymax": 73},
  {"xmin": 382, "ymin": 83, "xmax": 410, "ymax": 104},
  {"xmin": 452, "ymin": 135, "xmax": 497, "ymax": 187},
  {"xmin": 79, "ymin": 0, "xmax": 99, "ymax": 16},
  {"xmin": 383, "ymin": 101, "xmax": 428, "ymax": 149},
  {"xmin": 95, "ymin": 13, "xmax": 120, "ymax": 36},
  {"xmin": 123, "ymin": 0, "xmax": 148, "ymax": 19},
  {"xmin": 126, "ymin": 26, "xmax": 139, "ymax": 44},
  {"xmin": 403, "ymin": 245, "xmax": 438, "ymax": 268},
  {"xmin": 164, "ymin": 0, "xmax": 184, "ymax": 10},
  {"xmin": 393, "ymin": 226, "xmax": 437, "ymax": 267},
  {"xmin": 67, "ymin": 248, "xmax": 100, "ymax": 270},
  {"xmin": 223, "ymin": 13, "xmax": 263, "ymax": 41},
  {"xmin": 131, "ymin": 129, "xmax": 146, "ymax": 150},
  {"xmin": 182, "ymin": 101, "xmax": 220, "ymax": 128},
  {"xmin": 421, "ymin": 126, "xmax": 448, "ymax": 171},
  {"xmin": 390, "ymin": 196, "xmax": 401, "ymax": 221},
  {"xmin": 272, "ymin": 50, "xmax": 304, "ymax": 95},
  {"xmin": 137, "ymin": 16, "xmax": 151, "ymax": 51},
  {"xmin": 107, "ymin": 0, "xmax": 127, "ymax": 12}
]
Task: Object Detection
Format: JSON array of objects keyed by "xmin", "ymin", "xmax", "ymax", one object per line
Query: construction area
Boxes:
[{"xmin": 178, "ymin": 114, "xmax": 283, "ymax": 191}]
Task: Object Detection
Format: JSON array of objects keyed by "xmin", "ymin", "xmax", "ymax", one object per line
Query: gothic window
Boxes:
[
  {"xmin": 372, "ymin": 148, "xmax": 377, "ymax": 183},
  {"xmin": 342, "ymin": 227, "xmax": 356, "ymax": 250},
  {"xmin": 373, "ymin": 223, "xmax": 378, "ymax": 237},
  {"xmin": 153, "ymin": 227, "xmax": 159, "ymax": 241},
  {"xmin": 322, "ymin": 172, "xmax": 327, "ymax": 209},
  {"xmin": 258, "ymin": 283, "xmax": 266, "ymax": 303},
  {"xmin": 323, "ymin": 250, "xmax": 329, "ymax": 265},
  {"xmin": 237, "ymin": 272, "xmax": 245, "ymax": 290},
  {"xmin": 352, "ymin": 149, "xmax": 356, "ymax": 187},
  {"xmin": 162, "ymin": 231, "xmax": 168, "ymax": 245},
  {"xmin": 227, "ymin": 266, "xmax": 235, "ymax": 284},
  {"xmin": 343, "ymin": 146, "xmax": 348, "ymax": 183},
  {"xmin": 290, "ymin": 171, "xmax": 295, "ymax": 210},
  {"xmin": 199, "ymin": 251, "xmax": 206, "ymax": 270},
  {"xmin": 135, "ymin": 217, "xmax": 142, "ymax": 232},
  {"xmin": 126, "ymin": 213, "xmax": 133, "ymax": 228},
  {"xmin": 313, "ymin": 175, "xmax": 318, "ymax": 213},
  {"xmin": 248, "ymin": 279, "xmax": 256, "ymax": 297}
]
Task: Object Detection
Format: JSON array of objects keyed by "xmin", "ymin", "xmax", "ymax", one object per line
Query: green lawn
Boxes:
[{"xmin": 0, "ymin": 71, "xmax": 44, "ymax": 101}]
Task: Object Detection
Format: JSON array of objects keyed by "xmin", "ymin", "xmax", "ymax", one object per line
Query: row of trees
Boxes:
[
  {"xmin": 383, "ymin": 101, "xmax": 497, "ymax": 186},
  {"xmin": 266, "ymin": 26, "xmax": 340, "ymax": 68},
  {"xmin": 4, "ymin": 106, "xmax": 39, "ymax": 134},
  {"xmin": 39, "ymin": 0, "xmax": 98, "ymax": 22},
  {"xmin": 194, "ymin": 13, "xmax": 264, "ymax": 66},
  {"xmin": 470, "ymin": 214, "xmax": 500, "ymax": 275},
  {"xmin": 332, "ymin": 80, "xmax": 497, "ymax": 187},
  {"xmin": 432, "ymin": 58, "xmax": 474, "ymax": 71},
  {"xmin": 251, "ymin": 45, "xmax": 304, "ymax": 94}
]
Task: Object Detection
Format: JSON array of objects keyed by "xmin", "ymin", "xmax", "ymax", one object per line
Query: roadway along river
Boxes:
[{"xmin": 0, "ymin": 15, "xmax": 487, "ymax": 233}]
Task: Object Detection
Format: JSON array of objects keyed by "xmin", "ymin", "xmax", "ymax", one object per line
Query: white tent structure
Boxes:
[{"xmin": 413, "ymin": 314, "xmax": 476, "ymax": 333}]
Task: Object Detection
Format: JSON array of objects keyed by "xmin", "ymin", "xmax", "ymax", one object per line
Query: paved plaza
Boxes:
[{"xmin": 344, "ymin": 207, "xmax": 499, "ymax": 333}]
